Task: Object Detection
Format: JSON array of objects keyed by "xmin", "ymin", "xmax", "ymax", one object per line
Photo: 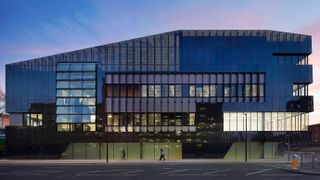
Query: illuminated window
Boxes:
[
  {"xmin": 224, "ymin": 85, "xmax": 231, "ymax": 97},
  {"xmin": 148, "ymin": 113, "xmax": 154, "ymax": 125},
  {"xmin": 203, "ymin": 85, "xmax": 209, "ymax": 97},
  {"xmin": 189, "ymin": 85, "xmax": 195, "ymax": 97},
  {"xmin": 169, "ymin": 85, "xmax": 175, "ymax": 97},
  {"xmin": 107, "ymin": 114, "xmax": 113, "ymax": 126},
  {"xmin": 141, "ymin": 114, "xmax": 147, "ymax": 125},
  {"xmin": 245, "ymin": 85, "xmax": 251, "ymax": 97},
  {"xmin": 252, "ymin": 85, "xmax": 258, "ymax": 97},
  {"xmin": 175, "ymin": 85, "xmax": 182, "ymax": 97},
  {"xmin": 155, "ymin": 85, "xmax": 161, "ymax": 97},
  {"xmin": 148, "ymin": 85, "xmax": 155, "ymax": 97},
  {"xmin": 134, "ymin": 114, "xmax": 141, "ymax": 126},
  {"xmin": 196, "ymin": 85, "xmax": 202, "ymax": 97},
  {"xmin": 210, "ymin": 85, "xmax": 216, "ymax": 96},
  {"xmin": 189, "ymin": 113, "xmax": 195, "ymax": 125},
  {"xmin": 83, "ymin": 123, "xmax": 96, "ymax": 132},
  {"xmin": 141, "ymin": 85, "xmax": 147, "ymax": 97},
  {"xmin": 155, "ymin": 113, "xmax": 161, "ymax": 125},
  {"xmin": 57, "ymin": 123, "xmax": 74, "ymax": 132}
]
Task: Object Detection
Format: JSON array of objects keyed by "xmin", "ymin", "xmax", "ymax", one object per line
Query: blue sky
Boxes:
[{"xmin": 1, "ymin": 0, "xmax": 320, "ymax": 124}]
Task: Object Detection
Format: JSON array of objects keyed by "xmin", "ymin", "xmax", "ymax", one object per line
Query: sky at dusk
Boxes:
[{"xmin": 1, "ymin": 0, "xmax": 320, "ymax": 124}]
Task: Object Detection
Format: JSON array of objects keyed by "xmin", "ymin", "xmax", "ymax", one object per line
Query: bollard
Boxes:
[{"xmin": 291, "ymin": 154, "xmax": 299, "ymax": 170}]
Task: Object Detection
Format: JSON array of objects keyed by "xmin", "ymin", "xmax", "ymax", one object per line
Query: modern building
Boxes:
[{"xmin": 5, "ymin": 30, "xmax": 313, "ymax": 160}]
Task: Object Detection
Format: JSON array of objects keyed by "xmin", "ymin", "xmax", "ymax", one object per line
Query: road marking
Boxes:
[
  {"xmin": 0, "ymin": 170, "xmax": 63, "ymax": 176},
  {"xmin": 75, "ymin": 169, "xmax": 145, "ymax": 176},
  {"xmin": 245, "ymin": 168, "xmax": 272, "ymax": 176},
  {"xmin": 202, "ymin": 169, "xmax": 230, "ymax": 175},
  {"xmin": 159, "ymin": 168, "xmax": 201, "ymax": 175},
  {"xmin": 169, "ymin": 173, "xmax": 227, "ymax": 176},
  {"xmin": 261, "ymin": 173, "xmax": 303, "ymax": 177}
]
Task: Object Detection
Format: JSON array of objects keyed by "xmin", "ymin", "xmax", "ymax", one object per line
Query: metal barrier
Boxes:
[{"xmin": 279, "ymin": 151, "xmax": 320, "ymax": 169}]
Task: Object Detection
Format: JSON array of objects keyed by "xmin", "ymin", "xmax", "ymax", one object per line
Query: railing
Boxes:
[{"xmin": 279, "ymin": 151, "xmax": 320, "ymax": 169}]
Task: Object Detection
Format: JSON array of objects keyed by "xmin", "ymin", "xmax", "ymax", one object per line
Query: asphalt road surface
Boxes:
[{"xmin": 0, "ymin": 162, "xmax": 318, "ymax": 180}]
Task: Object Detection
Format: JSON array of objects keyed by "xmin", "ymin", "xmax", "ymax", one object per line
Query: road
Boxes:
[{"xmin": 0, "ymin": 161, "xmax": 317, "ymax": 180}]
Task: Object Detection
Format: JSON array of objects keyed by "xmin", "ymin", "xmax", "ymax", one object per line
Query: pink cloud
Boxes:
[{"xmin": 297, "ymin": 23, "xmax": 320, "ymax": 95}]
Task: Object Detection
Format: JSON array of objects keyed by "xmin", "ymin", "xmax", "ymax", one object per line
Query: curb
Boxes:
[{"xmin": 280, "ymin": 168, "xmax": 320, "ymax": 175}]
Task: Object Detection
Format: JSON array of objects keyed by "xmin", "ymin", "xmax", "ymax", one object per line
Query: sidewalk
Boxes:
[
  {"xmin": 0, "ymin": 159, "xmax": 288, "ymax": 165},
  {"xmin": 273, "ymin": 162, "xmax": 320, "ymax": 175}
]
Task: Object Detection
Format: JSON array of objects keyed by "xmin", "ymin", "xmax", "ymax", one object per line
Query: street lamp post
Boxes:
[
  {"xmin": 105, "ymin": 117, "xmax": 109, "ymax": 163},
  {"xmin": 244, "ymin": 113, "xmax": 248, "ymax": 162}
]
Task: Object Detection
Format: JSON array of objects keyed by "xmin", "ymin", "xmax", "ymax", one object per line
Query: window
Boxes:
[
  {"xmin": 57, "ymin": 73, "xmax": 69, "ymax": 80},
  {"xmin": 231, "ymin": 84, "xmax": 237, "ymax": 97},
  {"xmin": 57, "ymin": 64, "xmax": 69, "ymax": 71},
  {"xmin": 134, "ymin": 114, "xmax": 141, "ymax": 126},
  {"xmin": 203, "ymin": 85, "xmax": 209, "ymax": 97},
  {"xmin": 175, "ymin": 85, "xmax": 182, "ymax": 97},
  {"xmin": 155, "ymin": 113, "xmax": 161, "ymax": 125},
  {"xmin": 83, "ymin": 123, "xmax": 96, "ymax": 132},
  {"xmin": 182, "ymin": 85, "xmax": 189, "ymax": 97},
  {"xmin": 83, "ymin": 81, "xmax": 95, "ymax": 88},
  {"xmin": 169, "ymin": 85, "xmax": 175, "ymax": 97},
  {"xmin": 217, "ymin": 85, "xmax": 223, "ymax": 97},
  {"xmin": 57, "ymin": 90, "xmax": 69, "ymax": 97},
  {"xmin": 83, "ymin": 64, "xmax": 96, "ymax": 71},
  {"xmin": 70, "ymin": 73, "xmax": 82, "ymax": 80},
  {"xmin": 24, "ymin": 113, "xmax": 43, "ymax": 126},
  {"xmin": 148, "ymin": 113, "xmax": 154, "ymax": 125},
  {"xmin": 196, "ymin": 85, "xmax": 202, "ymax": 97},
  {"xmin": 127, "ymin": 85, "xmax": 134, "ymax": 97},
  {"xmin": 224, "ymin": 85, "xmax": 231, "ymax": 97},
  {"xmin": 189, "ymin": 113, "xmax": 195, "ymax": 125},
  {"xmin": 189, "ymin": 85, "xmax": 195, "ymax": 97},
  {"xmin": 83, "ymin": 72, "xmax": 95, "ymax": 80},
  {"xmin": 148, "ymin": 85, "xmax": 154, "ymax": 97},
  {"xmin": 57, "ymin": 81, "xmax": 69, "ymax": 88},
  {"xmin": 70, "ymin": 90, "xmax": 82, "ymax": 97},
  {"xmin": 57, "ymin": 123, "xmax": 74, "ymax": 132},
  {"xmin": 107, "ymin": 114, "xmax": 113, "ymax": 126},
  {"xmin": 141, "ymin": 114, "xmax": 147, "ymax": 125},
  {"xmin": 161, "ymin": 85, "xmax": 168, "ymax": 97},
  {"xmin": 293, "ymin": 83, "xmax": 307, "ymax": 96},
  {"xmin": 134, "ymin": 85, "xmax": 140, "ymax": 97},
  {"xmin": 259, "ymin": 85, "xmax": 264, "ymax": 97},
  {"xmin": 210, "ymin": 85, "xmax": 216, "ymax": 97},
  {"xmin": 141, "ymin": 85, "xmax": 147, "ymax": 97},
  {"xmin": 252, "ymin": 85, "xmax": 258, "ymax": 97},
  {"xmin": 70, "ymin": 81, "xmax": 82, "ymax": 88},
  {"xmin": 155, "ymin": 85, "xmax": 161, "ymax": 97},
  {"xmin": 161, "ymin": 114, "xmax": 169, "ymax": 125},
  {"xmin": 245, "ymin": 85, "xmax": 251, "ymax": 97},
  {"xmin": 113, "ymin": 114, "xmax": 119, "ymax": 126},
  {"xmin": 293, "ymin": 84, "xmax": 298, "ymax": 96}
]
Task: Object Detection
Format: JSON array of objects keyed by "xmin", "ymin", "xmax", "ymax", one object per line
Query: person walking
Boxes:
[
  {"xmin": 159, "ymin": 148, "xmax": 166, "ymax": 161},
  {"xmin": 121, "ymin": 148, "xmax": 126, "ymax": 160}
]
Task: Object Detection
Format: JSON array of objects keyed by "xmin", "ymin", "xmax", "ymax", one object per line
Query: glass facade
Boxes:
[
  {"xmin": 5, "ymin": 30, "xmax": 313, "ymax": 159},
  {"xmin": 56, "ymin": 63, "xmax": 97, "ymax": 132}
]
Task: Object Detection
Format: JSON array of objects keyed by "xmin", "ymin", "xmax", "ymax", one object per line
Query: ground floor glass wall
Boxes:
[{"xmin": 60, "ymin": 142, "xmax": 182, "ymax": 160}]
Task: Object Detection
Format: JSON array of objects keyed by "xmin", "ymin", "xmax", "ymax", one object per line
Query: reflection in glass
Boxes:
[
  {"xmin": 155, "ymin": 85, "xmax": 161, "ymax": 97},
  {"xmin": 141, "ymin": 85, "xmax": 147, "ymax": 97},
  {"xmin": 203, "ymin": 85, "xmax": 209, "ymax": 97},
  {"xmin": 169, "ymin": 85, "xmax": 175, "ymax": 97},
  {"xmin": 189, "ymin": 85, "xmax": 195, "ymax": 97},
  {"xmin": 175, "ymin": 85, "xmax": 182, "ymax": 97}
]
